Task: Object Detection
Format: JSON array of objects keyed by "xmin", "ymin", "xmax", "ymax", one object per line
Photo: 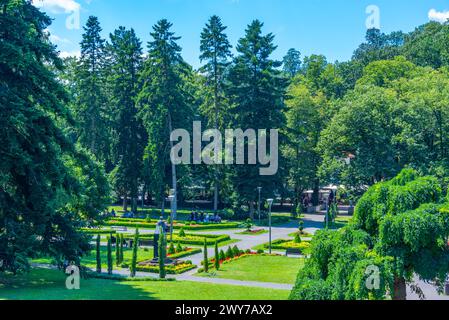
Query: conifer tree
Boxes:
[
  {"xmin": 130, "ymin": 229, "xmax": 139, "ymax": 277},
  {"xmin": 96, "ymin": 235, "xmax": 102, "ymax": 273},
  {"xmin": 107, "ymin": 236, "xmax": 113, "ymax": 275},
  {"xmin": 214, "ymin": 241, "xmax": 220, "ymax": 270}
]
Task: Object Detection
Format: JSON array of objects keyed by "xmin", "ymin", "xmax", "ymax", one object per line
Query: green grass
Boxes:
[
  {"xmin": 237, "ymin": 230, "xmax": 268, "ymax": 235},
  {"xmin": 0, "ymin": 268, "xmax": 289, "ymax": 300},
  {"xmin": 33, "ymin": 246, "xmax": 154, "ymax": 270},
  {"xmin": 198, "ymin": 255, "xmax": 304, "ymax": 284}
]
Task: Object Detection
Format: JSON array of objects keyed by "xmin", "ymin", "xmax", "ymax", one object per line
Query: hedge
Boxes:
[
  {"xmin": 122, "ymin": 233, "xmax": 231, "ymax": 246},
  {"xmin": 80, "ymin": 228, "xmax": 117, "ymax": 235},
  {"xmin": 136, "ymin": 262, "xmax": 196, "ymax": 274},
  {"xmin": 104, "ymin": 219, "xmax": 240, "ymax": 230},
  {"xmin": 264, "ymin": 239, "xmax": 311, "ymax": 252},
  {"xmin": 168, "ymin": 248, "xmax": 202, "ymax": 259}
]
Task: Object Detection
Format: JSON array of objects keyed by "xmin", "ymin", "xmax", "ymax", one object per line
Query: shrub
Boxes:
[
  {"xmin": 179, "ymin": 228, "xmax": 186, "ymax": 237},
  {"xmin": 159, "ymin": 232, "xmax": 166, "ymax": 279},
  {"xmin": 168, "ymin": 242, "xmax": 176, "ymax": 255},
  {"xmin": 232, "ymin": 245, "xmax": 240, "ymax": 257},
  {"xmin": 107, "ymin": 237, "xmax": 113, "ymax": 275},
  {"xmin": 294, "ymin": 233, "xmax": 302, "ymax": 244},
  {"xmin": 145, "ymin": 214, "xmax": 152, "ymax": 223},
  {"xmin": 96, "ymin": 235, "xmax": 101, "ymax": 273},
  {"xmin": 226, "ymin": 246, "xmax": 234, "ymax": 259},
  {"xmin": 257, "ymin": 249, "xmax": 265, "ymax": 254},
  {"xmin": 203, "ymin": 239, "xmax": 209, "ymax": 273},
  {"xmin": 219, "ymin": 250, "xmax": 226, "ymax": 261},
  {"xmin": 130, "ymin": 229, "xmax": 139, "ymax": 277},
  {"xmin": 115, "ymin": 236, "xmax": 120, "ymax": 266},
  {"xmin": 119, "ymin": 234, "xmax": 124, "ymax": 264},
  {"xmin": 214, "ymin": 241, "xmax": 220, "ymax": 270},
  {"xmin": 176, "ymin": 242, "xmax": 183, "ymax": 253}
]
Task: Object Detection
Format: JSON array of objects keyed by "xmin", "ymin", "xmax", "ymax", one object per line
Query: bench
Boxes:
[
  {"xmin": 139, "ymin": 239, "xmax": 155, "ymax": 247},
  {"xmin": 285, "ymin": 248, "xmax": 302, "ymax": 257}
]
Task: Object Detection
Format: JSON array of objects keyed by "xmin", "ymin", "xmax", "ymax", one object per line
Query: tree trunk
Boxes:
[
  {"xmin": 123, "ymin": 197, "xmax": 128, "ymax": 212},
  {"xmin": 131, "ymin": 197, "xmax": 137, "ymax": 214},
  {"xmin": 393, "ymin": 276, "xmax": 407, "ymax": 300},
  {"xmin": 249, "ymin": 201, "xmax": 255, "ymax": 220},
  {"xmin": 312, "ymin": 179, "xmax": 320, "ymax": 206}
]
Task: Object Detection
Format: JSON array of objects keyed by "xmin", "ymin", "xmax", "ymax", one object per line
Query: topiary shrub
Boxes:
[
  {"xmin": 203, "ymin": 239, "xmax": 209, "ymax": 273},
  {"xmin": 294, "ymin": 233, "xmax": 302, "ymax": 244},
  {"xmin": 176, "ymin": 242, "xmax": 183, "ymax": 253},
  {"xmin": 178, "ymin": 228, "xmax": 186, "ymax": 237},
  {"xmin": 214, "ymin": 241, "xmax": 220, "ymax": 270},
  {"xmin": 130, "ymin": 229, "xmax": 139, "ymax": 277},
  {"xmin": 96, "ymin": 235, "xmax": 101, "ymax": 273},
  {"xmin": 168, "ymin": 242, "xmax": 176, "ymax": 255},
  {"xmin": 226, "ymin": 246, "xmax": 234, "ymax": 259},
  {"xmin": 232, "ymin": 245, "xmax": 240, "ymax": 257},
  {"xmin": 219, "ymin": 250, "xmax": 226, "ymax": 261},
  {"xmin": 107, "ymin": 236, "xmax": 113, "ymax": 275}
]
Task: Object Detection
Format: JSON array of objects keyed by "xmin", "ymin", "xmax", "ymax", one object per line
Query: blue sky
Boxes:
[{"xmin": 34, "ymin": 0, "xmax": 449, "ymax": 68}]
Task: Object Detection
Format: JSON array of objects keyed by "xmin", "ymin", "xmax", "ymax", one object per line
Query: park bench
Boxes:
[
  {"xmin": 285, "ymin": 248, "xmax": 302, "ymax": 257},
  {"xmin": 139, "ymin": 239, "xmax": 154, "ymax": 247}
]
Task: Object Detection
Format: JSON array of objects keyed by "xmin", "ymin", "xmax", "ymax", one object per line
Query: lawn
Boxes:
[
  {"xmin": 0, "ymin": 268, "xmax": 289, "ymax": 300},
  {"xmin": 198, "ymin": 255, "xmax": 304, "ymax": 284}
]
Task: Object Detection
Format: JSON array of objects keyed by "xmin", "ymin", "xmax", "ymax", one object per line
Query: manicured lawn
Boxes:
[
  {"xmin": 0, "ymin": 268, "xmax": 289, "ymax": 300},
  {"xmin": 33, "ymin": 246, "xmax": 154, "ymax": 270},
  {"xmin": 199, "ymin": 255, "xmax": 304, "ymax": 284}
]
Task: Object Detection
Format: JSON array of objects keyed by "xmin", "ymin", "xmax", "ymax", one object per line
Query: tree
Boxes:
[
  {"xmin": 282, "ymin": 48, "xmax": 301, "ymax": 77},
  {"xmin": 72, "ymin": 16, "xmax": 111, "ymax": 168},
  {"xmin": 96, "ymin": 235, "xmax": 101, "ymax": 273},
  {"xmin": 290, "ymin": 169, "xmax": 449, "ymax": 300},
  {"xmin": 226, "ymin": 20, "xmax": 288, "ymax": 218},
  {"xmin": 115, "ymin": 235, "xmax": 120, "ymax": 266},
  {"xmin": 214, "ymin": 241, "xmax": 220, "ymax": 270},
  {"xmin": 107, "ymin": 236, "xmax": 113, "ymax": 275},
  {"xmin": 137, "ymin": 19, "xmax": 192, "ymax": 219},
  {"xmin": 130, "ymin": 229, "xmax": 139, "ymax": 277},
  {"xmin": 107, "ymin": 27, "xmax": 147, "ymax": 212},
  {"xmin": 203, "ymin": 239, "xmax": 209, "ymax": 273},
  {"xmin": 159, "ymin": 232, "xmax": 166, "ymax": 279},
  {"xmin": 199, "ymin": 15, "xmax": 232, "ymax": 213},
  {"xmin": 119, "ymin": 234, "xmax": 124, "ymax": 264},
  {"xmin": 0, "ymin": 0, "xmax": 108, "ymax": 274}
]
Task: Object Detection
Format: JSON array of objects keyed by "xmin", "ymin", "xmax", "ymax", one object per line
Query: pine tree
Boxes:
[
  {"xmin": 130, "ymin": 229, "xmax": 139, "ymax": 277},
  {"xmin": 200, "ymin": 15, "xmax": 232, "ymax": 213},
  {"xmin": 214, "ymin": 241, "xmax": 220, "ymax": 270},
  {"xmin": 137, "ymin": 19, "xmax": 193, "ymax": 220},
  {"xmin": 227, "ymin": 20, "xmax": 288, "ymax": 219},
  {"xmin": 282, "ymin": 48, "xmax": 302, "ymax": 77},
  {"xmin": 107, "ymin": 27, "xmax": 146, "ymax": 212},
  {"xmin": 96, "ymin": 235, "xmax": 102, "ymax": 273},
  {"xmin": 107, "ymin": 236, "xmax": 113, "ymax": 275},
  {"xmin": 0, "ymin": 1, "xmax": 108, "ymax": 273},
  {"xmin": 203, "ymin": 239, "xmax": 209, "ymax": 273},
  {"xmin": 74, "ymin": 16, "xmax": 110, "ymax": 167}
]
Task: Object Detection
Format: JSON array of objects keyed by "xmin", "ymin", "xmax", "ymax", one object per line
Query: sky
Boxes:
[{"xmin": 33, "ymin": 0, "xmax": 449, "ymax": 69}]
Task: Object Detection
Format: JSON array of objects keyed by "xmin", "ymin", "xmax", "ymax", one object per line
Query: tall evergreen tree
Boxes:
[
  {"xmin": 107, "ymin": 27, "xmax": 146, "ymax": 212},
  {"xmin": 226, "ymin": 20, "xmax": 288, "ymax": 218},
  {"xmin": 0, "ymin": 0, "xmax": 108, "ymax": 273},
  {"xmin": 137, "ymin": 19, "xmax": 192, "ymax": 218},
  {"xmin": 282, "ymin": 48, "xmax": 302, "ymax": 77},
  {"xmin": 200, "ymin": 15, "xmax": 232, "ymax": 213},
  {"xmin": 73, "ymin": 16, "xmax": 111, "ymax": 167}
]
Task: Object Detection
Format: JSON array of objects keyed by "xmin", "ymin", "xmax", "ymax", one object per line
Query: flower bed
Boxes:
[
  {"xmin": 264, "ymin": 239, "xmax": 311, "ymax": 252},
  {"xmin": 168, "ymin": 247, "xmax": 202, "ymax": 259},
  {"xmin": 135, "ymin": 261, "xmax": 196, "ymax": 274},
  {"xmin": 199, "ymin": 252, "xmax": 281, "ymax": 273},
  {"xmin": 122, "ymin": 233, "xmax": 231, "ymax": 246},
  {"xmin": 238, "ymin": 229, "xmax": 267, "ymax": 235}
]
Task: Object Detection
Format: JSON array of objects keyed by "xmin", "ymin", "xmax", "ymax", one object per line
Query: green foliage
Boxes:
[
  {"xmin": 168, "ymin": 242, "xmax": 176, "ymax": 255},
  {"xmin": 130, "ymin": 229, "xmax": 139, "ymax": 277},
  {"xmin": 176, "ymin": 242, "xmax": 183, "ymax": 253},
  {"xmin": 214, "ymin": 242, "xmax": 220, "ymax": 270},
  {"xmin": 294, "ymin": 233, "xmax": 302, "ymax": 244},
  {"xmin": 232, "ymin": 245, "xmax": 241, "ymax": 257},
  {"xmin": 115, "ymin": 236, "xmax": 120, "ymax": 266},
  {"xmin": 201, "ymin": 239, "xmax": 208, "ymax": 273},
  {"xmin": 178, "ymin": 228, "xmax": 186, "ymax": 237},
  {"xmin": 96, "ymin": 235, "xmax": 101, "ymax": 273},
  {"xmin": 291, "ymin": 169, "xmax": 449, "ymax": 300},
  {"xmin": 159, "ymin": 233, "xmax": 166, "ymax": 279},
  {"xmin": 226, "ymin": 246, "xmax": 234, "ymax": 259},
  {"xmin": 119, "ymin": 234, "xmax": 124, "ymax": 264},
  {"xmin": 107, "ymin": 237, "xmax": 113, "ymax": 275},
  {"xmin": 219, "ymin": 250, "xmax": 226, "ymax": 262}
]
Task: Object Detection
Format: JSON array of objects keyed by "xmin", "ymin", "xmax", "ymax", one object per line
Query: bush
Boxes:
[
  {"xmin": 96, "ymin": 235, "xmax": 101, "ymax": 273},
  {"xmin": 107, "ymin": 237, "xmax": 113, "ymax": 275},
  {"xmin": 232, "ymin": 245, "xmax": 240, "ymax": 257},
  {"xmin": 257, "ymin": 249, "xmax": 265, "ymax": 254},
  {"xmin": 203, "ymin": 239, "xmax": 209, "ymax": 273},
  {"xmin": 226, "ymin": 246, "xmax": 234, "ymax": 259},
  {"xmin": 214, "ymin": 241, "xmax": 220, "ymax": 270},
  {"xmin": 145, "ymin": 214, "xmax": 152, "ymax": 223},
  {"xmin": 179, "ymin": 228, "xmax": 186, "ymax": 237},
  {"xmin": 159, "ymin": 232, "xmax": 166, "ymax": 279},
  {"xmin": 168, "ymin": 242, "xmax": 176, "ymax": 255},
  {"xmin": 219, "ymin": 250, "xmax": 226, "ymax": 262},
  {"xmin": 130, "ymin": 229, "xmax": 139, "ymax": 277},
  {"xmin": 294, "ymin": 233, "xmax": 302, "ymax": 244},
  {"xmin": 176, "ymin": 242, "xmax": 183, "ymax": 253}
]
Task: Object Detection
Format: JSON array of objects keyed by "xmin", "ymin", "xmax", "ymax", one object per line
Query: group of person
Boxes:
[{"xmin": 189, "ymin": 211, "xmax": 222, "ymax": 223}]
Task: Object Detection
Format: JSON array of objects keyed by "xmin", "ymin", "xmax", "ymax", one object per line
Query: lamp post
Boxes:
[
  {"xmin": 168, "ymin": 193, "xmax": 175, "ymax": 242},
  {"xmin": 267, "ymin": 199, "xmax": 274, "ymax": 254},
  {"xmin": 257, "ymin": 187, "xmax": 262, "ymax": 223}
]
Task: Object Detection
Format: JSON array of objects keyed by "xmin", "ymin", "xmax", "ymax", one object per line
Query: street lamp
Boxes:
[
  {"xmin": 267, "ymin": 198, "xmax": 274, "ymax": 254},
  {"xmin": 168, "ymin": 194, "xmax": 175, "ymax": 242},
  {"xmin": 257, "ymin": 187, "xmax": 262, "ymax": 223}
]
